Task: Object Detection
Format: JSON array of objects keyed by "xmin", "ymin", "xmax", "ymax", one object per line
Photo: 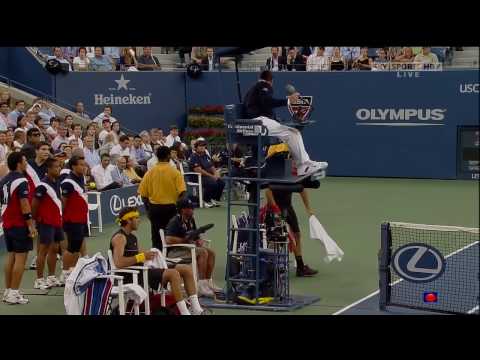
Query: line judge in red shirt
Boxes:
[
  {"xmin": 31, "ymin": 157, "xmax": 64, "ymax": 290},
  {"xmin": 60, "ymin": 155, "xmax": 88, "ymax": 276},
  {"xmin": 1, "ymin": 152, "xmax": 37, "ymax": 305}
]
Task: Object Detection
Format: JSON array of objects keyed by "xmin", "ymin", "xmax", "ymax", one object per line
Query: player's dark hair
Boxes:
[
  {"xmin": 69, "ymin": 155, "xmax": 84, "ymax": 168},
  {"xmin": 156, "ymin": 146, "xmax": 170, "ymax": 161},
  {"xmin": 119, "ymin": 135, "xmax": 129, "ymax": 143},
  {"xmin": 101, "ymin": 153, "xmax": 110, "ymax": 160},
  {"xmin": 27, "ymin": 128, "xmax": 40, "ymax": 138},
  {"xmin": 260, "ymin": 70, "xmax": 273, "ymax": 82},
  {"xmin": 16, "ymin": 114, "xmax": 25, "ymax": 127},
  {"xmin": 36, "ymin": 141, "xmax": 50, "ymax": 150},
  {"xmin": 45, "ymin": 157, "xmax": 59, "ymax": 169},
  {"xmin": 118, "ymin": 206, "xmax": 138, "ymax": 226},
  {"xmin": 7, "ymin": 151, "xmax": 25, "ymax": 171}
]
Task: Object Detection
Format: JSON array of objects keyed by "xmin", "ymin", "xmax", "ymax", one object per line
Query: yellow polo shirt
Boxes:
[{"xmin": 138, "ymin": 162, "xmax": 186, "ymax": 205}]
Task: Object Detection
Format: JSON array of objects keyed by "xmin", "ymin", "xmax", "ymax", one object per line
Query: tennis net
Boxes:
[{"xmin": 379, "ymin": 222, "xmax": 479, "ymax": 315}]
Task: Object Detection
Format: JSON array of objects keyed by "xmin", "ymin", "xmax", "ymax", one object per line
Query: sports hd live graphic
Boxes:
[{"xmin": 392, "ymin": 243, "xmax": 446, "ymax": 283}]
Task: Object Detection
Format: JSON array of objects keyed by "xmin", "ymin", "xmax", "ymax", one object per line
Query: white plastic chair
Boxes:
[
  {"xmin": 180, "ymin": 163, "xmax": 203, "ymax": 208},
  {"xmin": 160, "ymin": 228, "xmax": 198, "ymax": 285},
  {"xmin": 87, "ymin": 191, "xmax": 103, "ymax": 235},
  {"xmin": 107, "ymin": 249, "xmax": 150, "ymax": 315},
  {"xmin": 98, "ymin": 274, "xmax": 126, "ymax": 315}
]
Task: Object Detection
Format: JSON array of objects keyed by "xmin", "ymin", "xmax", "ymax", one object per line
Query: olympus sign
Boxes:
[
  {"xmin": 109, "ymin": 194, "xmax": 144, "ymax": 216},
  {"xmin": 94, "ymin": 75, "xmax": 152, "ymax": 106},
  {"xmin": 355, "ymin": 108, "xmax": 446, "ymax": 126}
]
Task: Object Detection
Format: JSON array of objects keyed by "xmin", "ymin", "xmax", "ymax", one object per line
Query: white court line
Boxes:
[{"xmin": 333, "ymin": 241, "xmax": 479, "ymax": 315}]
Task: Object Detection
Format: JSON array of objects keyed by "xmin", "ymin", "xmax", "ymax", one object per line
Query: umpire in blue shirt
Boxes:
[{"xmin": 189, "ymin": 139, "xmax": 225, "ymax": 208}]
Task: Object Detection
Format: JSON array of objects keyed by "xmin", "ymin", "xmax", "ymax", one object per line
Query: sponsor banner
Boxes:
[
  {"xmin": 55, "ymin": 72, "xmax": 186, "ymax": 133},
  {"xmin": 186, "ymin": 71, "xmax": 479, "ymax": 179},
  {"xmin": 87, "ymin": 185, "xmax": 145, "ymax": 226},
  {"xmin": 55, "ymin": 70, "xmax": 479, "ymax": 179}
]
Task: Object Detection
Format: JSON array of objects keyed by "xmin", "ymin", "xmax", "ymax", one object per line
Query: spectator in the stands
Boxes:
[
  {"xmin": 0, "ymin": 102, "xmax": 10, "ymax": 130},
  {"xmin": 394, "ymin": 47, "xmax": 415, "ymax": 69},
  {"xmin": 110, "ymin": 156, "xmax": 131, "ymax": 187},
  {"xmin": 24, "ymin": 112, "xmax": 35, "ymax": 129},
  {"xmin": 48, "ymin": 47, "xmax": 73, "ymax": 71},
  {"xmin": 61, "ymin": 47, "xmax": 78, "ymax": 64},
  {"xmin": 306, "ymin": 47, "xmax": 330, "ymax": 71},
  {"xmin": 165, "ymin": 125, "xmax": 182, "ymax": 147},
  {"xmin": 21, "ymin": 128, "xmax": 42, "ymax": 160},
  {"xmin": 35, "ymin": 99, "xmax": 56, "ymax": 128},
  {"xmin": 414, "ymin": 47, "xmax": 439, "ymax": 70},
  {"xmin": 5, "ymin": 129, "xmax": 14, "ymax": 153},
  {"xmin": 200, "ymin": 47, "xmax": 225, "ymax": 71},
  {"xmin": 68, "ymin": 123, "xmax": 84, "ymax": 149},
  {"xmin": 45, "ymin": 117, "xmax": 60, "ymax": 141},
  {"xmin": 299, "ymin": 46, "xmax": 315, "ymax": 61},
  {"xmin": 85, "ymin": 122, "xmax": 99, "ymax": 149},
  {"xmin": 353, "ymin": 47, "xmax": 373, "ymax": 71},
  {"xmin": 89, "ymin": 47, "xmax": 114, "ymax": 72},
  {"xmin": 99, "ymin": 132, "xmax": 116, "ymax": 157},
  {"xmin": 13, "ymin": 129, "xmax": 26, "ymax": 149},
  {"xmin": 341, "ymin": 47, "xmax": 361, "ymax": 70},
  {"xmin": 0, "ymin": 131, "xmax": 7, "ymax": 164},
  {"xmin": 83, "ymin": 136, "xmax": 100, "ymax": 169},
  {"xmin": 16, "ymin": 115, "xmax": 29, "ymax": 134},
  {"xmin": 51, "ymin": 124, "xmax": 69, "ymax": 151},
  {"xmin": 103, "ymin": 47, "xmax": 121, "ymax": 70},
  {"xmin": 0, "ymin": 90, "xmax": 12, "ymax": 108},
  {"xmin": 150, "ymin": 128, "xmax": 165, "ymax": 146},
  {"xmin": 265, "ymin": 47, "xmax": 286, "ymax": 71},
  {"xmin": 137, "ymin": 47, "xmax": 161, "ymax": 71},
  {"xmin": 124, "ymin": 156, "xmax": 142, "ymax": 184},
  {"xmin": 91, "ymin": 153, "xmax": 120, "ymax": 191},
  {"xmin": 111, "ymin": 121, "xmax": 124, "ymax": 144},
  {"xmin": 147, "ymin": 143, "xmax": 162, "ymax": 170},
  {"xmin": 73, "ymin": 47, "xmax": 90, "ymax": 72},
  {"xmin": 98, "ymin": 119, "xmax": 112, "ymax": 146},
  {"xmin": 131, "ymin": 135, "xmax": 148, "ymax": 166},
  {"xmin": 120, "ymin": 47, "xmax": 138, "ymax": 71},
  {"xmin": 330, "ymin": 47, "xmax": 346, "ymax": 71},
  {"xmin": 93, "ymin": 105, "xmax": 117, "ymax": 125},
  {"xmin": 373, "ymin": 48, "xmax": 389, "ymax": 71},
  {"xmin": 7, "ymin": 100, "xmax": 26, "ymax": 128},
  {"xmin": 139, "ymin": 130, "xmax": 153, "ymax": 159},
  {"xmin": 191, "ymin": 47, "xmax": 208, "ymax": 64},
  {"xmin": 286, "ymin": 47, "xmax": 306, "ymax": 71},
  {"xmin": 190, "ymin": 139, "xmax": 225, "ymax": 208},
  {"xmin": 110, "ymin": 135, "xmax": 131, "ymax": 163},
  {"xmin": 62, "ymin": 114, "xmax": 73, "ymax": 137},
  {"xmin": 74, "ymin": 101, "xmax": 90, "ymax": 120}
]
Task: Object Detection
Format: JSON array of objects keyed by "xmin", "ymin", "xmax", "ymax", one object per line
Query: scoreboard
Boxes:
[{"xmin": 457, "ymin": 126, "xmax": 480, "ymax": 180}]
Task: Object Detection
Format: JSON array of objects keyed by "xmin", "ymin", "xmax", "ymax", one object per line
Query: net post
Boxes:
[{"xmin": 379, "ymin": 222, "xmax": 392, "ymax": 311}]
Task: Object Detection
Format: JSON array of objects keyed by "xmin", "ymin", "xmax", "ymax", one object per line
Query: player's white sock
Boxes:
[
  {"xmin": 189, "ymin": 294, "xmax": 204, "ymax": 315},
  {"xmin": 176, "ymin": 300, "xmax": 191, "ymax": 315}
]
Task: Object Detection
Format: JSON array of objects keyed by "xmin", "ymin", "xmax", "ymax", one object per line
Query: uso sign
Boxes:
[{"xmin": 87, "ymin": 185, "xmax": 145, "ymax": 226}]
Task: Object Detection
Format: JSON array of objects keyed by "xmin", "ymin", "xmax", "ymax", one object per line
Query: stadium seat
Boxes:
[
  {"xmin": 179, "ymin": 163, "xmax": 204, "ymax": 208},
  {"xmin": 159, "ymin": 229, "xmax": 198, "ymax": 285},
  {"xmin": 87, "ymin": 191, "xmax": 103, "ymax": 235}
]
